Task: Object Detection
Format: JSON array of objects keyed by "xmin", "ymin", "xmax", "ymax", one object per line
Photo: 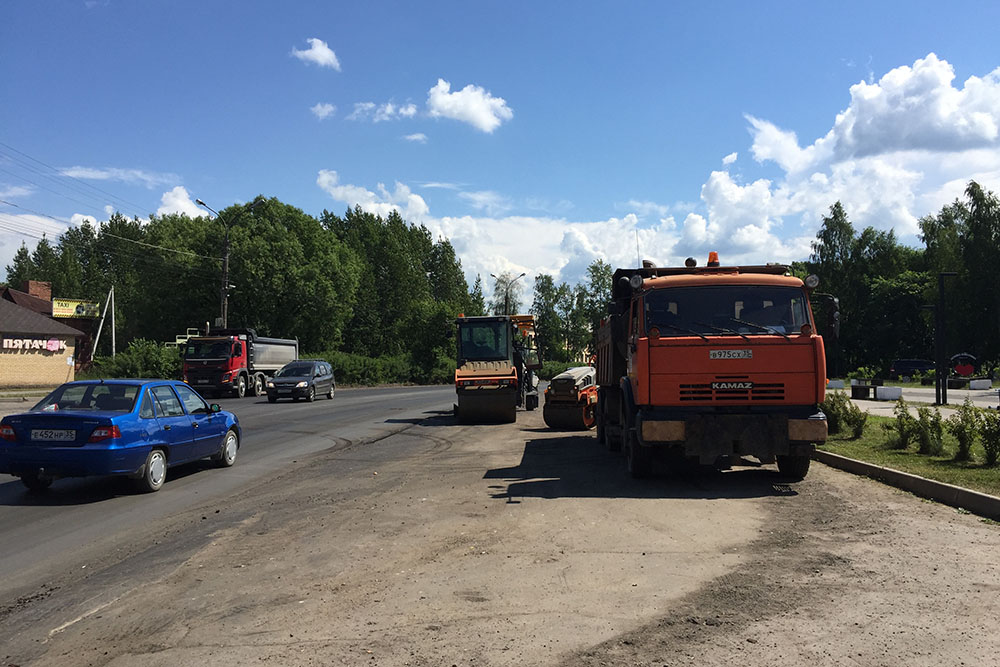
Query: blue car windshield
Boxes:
[{"xmin": 32, "ymin": 384, "xmax": 141, "ymax": 412}]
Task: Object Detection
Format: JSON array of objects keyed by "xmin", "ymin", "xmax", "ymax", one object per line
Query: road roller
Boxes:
[
  {"xmin": 454, "ymin": 314, "xmax": 540, "ymax": 423},
  {"xmin": 542, "ymin": 366, "xmax": 598, "ymax": 430}
]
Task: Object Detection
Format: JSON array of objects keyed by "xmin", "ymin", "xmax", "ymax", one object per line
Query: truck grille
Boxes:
[{"xmin": 679, "ymin": 379, "xmax": 785, "ymax": 402}]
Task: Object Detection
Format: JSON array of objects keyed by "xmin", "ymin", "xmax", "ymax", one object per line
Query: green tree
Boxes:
[
  {"xmin": 531, "ymin": 274, "xmax": 565, "ymax": 362},
  {"xmin": 490, "ymin": 271, "xmax": 525, "ymax": 315},
  {"xmin": 959, "ymin": 181, "xmax": 1000, "ymax": 362},
  {"xmin": 4, "ymin": 243, "xmax": 34, "ymax": 288},
  {"xmin": 580, "ymin": 259, "xmax": 613, "ymax": 355},
  {"xmin": 467, "ymin": 275, "xmax": 486, "ymax": 316}
]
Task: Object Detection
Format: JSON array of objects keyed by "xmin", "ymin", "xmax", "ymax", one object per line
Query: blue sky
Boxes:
[{"xmin": 3, "ymin": 1, "xmax": 1000, "ymax": 297}]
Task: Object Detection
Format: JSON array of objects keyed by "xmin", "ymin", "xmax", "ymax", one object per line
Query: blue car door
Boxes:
[
  {"xmin": 174, "ymin": 384, "xmax": 225, "ymax": 458},
  {"xmin": 150, "ymin": 385, "xmax": 195, "ymax": 462}
]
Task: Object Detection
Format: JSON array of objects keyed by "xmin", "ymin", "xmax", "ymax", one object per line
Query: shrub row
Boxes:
[
  {"xmin": 873, "ymin": 397, "xmax": 1000, "ymax": 466},
  {"xmin": 84, "ymin": 340, "xmax": 457, "ymax": 386},
  {"xmin": 86, "ymin": 339, "xmax": 183, "ymax": 380}
]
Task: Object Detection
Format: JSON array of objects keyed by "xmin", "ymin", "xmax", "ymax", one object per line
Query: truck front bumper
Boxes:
[{"xmin": 636, "ymin": 408, "xmax": 827, "ymax": 464}]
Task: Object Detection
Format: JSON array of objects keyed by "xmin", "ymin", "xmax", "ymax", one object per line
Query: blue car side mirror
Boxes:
[{"xmin": 210, "ymin": 404, "xmax": 221, "ymax": 413}]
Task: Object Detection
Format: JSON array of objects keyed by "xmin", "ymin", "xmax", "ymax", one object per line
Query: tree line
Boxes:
[
  {"xmin": 801, "ymin": 181, "xmax": 1000, "ymax": 378},
  {"xmin": 6, "ymin": 181, "xmax": 1000, "ymax": 382},
  {"xmin": 4, "ymin": 199, "xmax": 485, "ymax": 383}
]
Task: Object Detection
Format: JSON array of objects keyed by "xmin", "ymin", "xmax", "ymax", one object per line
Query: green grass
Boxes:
[{"xmin": 819, "ymin": 415, "xmax": 1000, "ymax": 497}]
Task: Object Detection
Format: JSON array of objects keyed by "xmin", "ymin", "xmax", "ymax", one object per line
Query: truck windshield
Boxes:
[
  {"xmin": 459, "ymin": 321, "xmax": 509, "ymax": 361},
  {"xmin": 184, "ymin": 341, "xmax": 231, "ymax": 359},
  {"xmin": 644, "ymin": 285, "xmax": 810, "ymax": 336}
]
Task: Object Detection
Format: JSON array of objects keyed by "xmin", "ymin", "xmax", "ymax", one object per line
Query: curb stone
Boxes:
[{"xmin": 813, "ymin": 449, "xmax": 1000, "ymax": 521}]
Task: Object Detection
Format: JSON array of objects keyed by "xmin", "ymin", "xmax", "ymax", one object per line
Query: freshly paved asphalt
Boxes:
[{"xmin": 0, "ymin": 385, "xmax": 455, "ymax": 600}]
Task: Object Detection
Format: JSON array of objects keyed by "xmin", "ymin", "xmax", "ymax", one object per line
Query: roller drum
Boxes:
[{"xmin": 543, "ymin": 402, "xmax": 596, "ymax": 430}]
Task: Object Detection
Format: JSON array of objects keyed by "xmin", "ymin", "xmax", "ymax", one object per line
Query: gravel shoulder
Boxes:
[{"xmin": 2, "ymin": 407, "xmax": 998, "ymax": 666}]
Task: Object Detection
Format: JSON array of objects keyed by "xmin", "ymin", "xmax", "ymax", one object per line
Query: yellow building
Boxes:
[{"xmin": 0, "ymin": 298, "xmax": 79, "ymax": 389}]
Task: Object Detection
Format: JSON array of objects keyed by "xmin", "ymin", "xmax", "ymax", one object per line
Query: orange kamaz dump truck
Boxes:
[{"xmin": 595, "ymin": 253, "xmax": 827, "ymax": 479}]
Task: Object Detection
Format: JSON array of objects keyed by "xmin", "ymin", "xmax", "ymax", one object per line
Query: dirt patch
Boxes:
[
  {"xmin": 3, "ymin": 411, "xmax": 999, "ymax": 667},
  {"xmin": 563, "ymin": 464, "xmax": 1000, "ymax": 667}
]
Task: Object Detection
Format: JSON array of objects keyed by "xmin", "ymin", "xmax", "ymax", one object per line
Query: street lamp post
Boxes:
[
  {"xmin": 195, "ymin": 198, "xmax": 230, "ymax": 329},
  {"xmin": 490, "ymin": 272, "xmax": 526, "ymax": 315},
  {"xmin": 934, "ymin": 271, "xmax": 958, "ymax": 405}
]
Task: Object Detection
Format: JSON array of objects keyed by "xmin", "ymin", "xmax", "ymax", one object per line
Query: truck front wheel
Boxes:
[
  {"xmin": 776, "ymin": 454, "xmax": 811, "ymax": 480},
  {"xmin": 625, "ymin": 430, "xmax": 650, "ymax": 479}
]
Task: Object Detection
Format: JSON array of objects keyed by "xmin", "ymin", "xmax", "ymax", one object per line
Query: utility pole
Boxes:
[
  {"xmin": 91, "ymin": 285, "xmax": 115, "ymax": 358},
  {"xmin": 196, "ymin": 199, "xmax": 229, "ymax": 329}
]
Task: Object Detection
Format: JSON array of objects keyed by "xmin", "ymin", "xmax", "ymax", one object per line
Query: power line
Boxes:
[
  {"xmin": 0, "ymin": 141, "xmax": 155, "ymax": 221},
  {"xmin": 0, "ymin": 200, "xmax": 221, "ymax": 261},
  {"xmin": 0, "ymin": 214, "xmax": 223, "ymax": 283}
]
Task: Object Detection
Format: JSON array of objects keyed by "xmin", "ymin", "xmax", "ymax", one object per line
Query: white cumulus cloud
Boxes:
[
  {"xmin": 728, "ymin": 53, "xmax": 1000, "ymax": 246},
  {"xmin": 404, "ymin": 133, "xmax": 428, "ymax": 143},
  {"xmin": 310, "ymin": 103, "xmax": 336, "ymax": 120},
  {"xmin": 317, "ymin": 170, "xmax": 429, "ymax": 222},
  {"xmin": 156, "ymin": 186, "xmax": 204, "ymax": 218},
  {"xmin": 307, "ymin": 54, "xmax": 1000, "ymax": 295},
  {"xmin": 426, "ymin": 79, "xmax": 513, "ymax": 133},
  {"xmin": 291, "ymin": 38, "xmax": 341, "ymax": 71}
]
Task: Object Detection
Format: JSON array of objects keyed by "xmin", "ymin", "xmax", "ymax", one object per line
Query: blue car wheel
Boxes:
[
  {"xmin": 214, "ymin": 429, "xmax": 239, "ymax": 468},
  {"xmin": 137, "ymin": 449, "xmax": 167, "ymax": 493}
]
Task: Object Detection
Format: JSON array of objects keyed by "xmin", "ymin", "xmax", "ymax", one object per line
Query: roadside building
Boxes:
[
  {"xmin": 2, "ymin": 281, "xmax": 98, "ymax": 364},
  {"xmin": 0, "ymin": 298, "xmax": 80, "ymax": 388}
]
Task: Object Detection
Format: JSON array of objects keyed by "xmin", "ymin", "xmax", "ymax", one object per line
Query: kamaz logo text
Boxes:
[{"xmin": 711, "ymin": 381, "xmax": 753, "ymax": 390}]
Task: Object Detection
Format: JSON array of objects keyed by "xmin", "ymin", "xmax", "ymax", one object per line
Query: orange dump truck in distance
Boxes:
[{"xmin": 595, "ymin": 254, "xmax": 827, "ymax": 479}]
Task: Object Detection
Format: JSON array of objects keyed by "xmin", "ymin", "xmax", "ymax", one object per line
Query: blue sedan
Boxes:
[{"xmin": 0, "ymin": 379, "xmax": 241, "ymax": 493}]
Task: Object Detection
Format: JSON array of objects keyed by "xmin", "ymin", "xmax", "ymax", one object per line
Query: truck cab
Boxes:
[
  {"xmin": 182, "ymin": 328, "xmax": 298, "ymax": 399},
  {"xmin": 183, "ymin": 335, "xmax": 250, "ymax": 398}
]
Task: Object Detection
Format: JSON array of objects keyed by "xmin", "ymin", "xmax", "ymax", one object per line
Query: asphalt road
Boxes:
[
  {"xmin": 0, "ymin": 384, "xmax": 455, "ymax": 600},
  {"xmin": 3, "ymin": 385, "xmax": 998, "ymax": 666}
]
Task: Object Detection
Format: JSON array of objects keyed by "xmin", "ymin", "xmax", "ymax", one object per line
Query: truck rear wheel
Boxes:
[
  {"xmin": 777, "ymin": 454, "xmax": 811, "ymax": 480},
  {"xmin": 251, "ymin": 374, "xmax": 263, "ymax": 397},
  {"xmin": 234, "ymin": 375, "xmax": 246, "ymax": 399}
]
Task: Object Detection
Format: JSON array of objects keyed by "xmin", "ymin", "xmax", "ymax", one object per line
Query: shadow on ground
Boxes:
[
  {"xmin": 485, "ymin": 435, "xmax": 801, "ymax": 501},
  {"xmin": 0, "ymin": 460, "xmax": 223, "ymax": 507}
]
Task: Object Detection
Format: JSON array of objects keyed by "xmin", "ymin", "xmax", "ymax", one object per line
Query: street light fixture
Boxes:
[
  {"xmin": 490, "ymin": 271, "xmax": 527, "ymax": 315},
  {"xmin": 195, "ymin": 198, "xmax": 231, "ymax": 330}
]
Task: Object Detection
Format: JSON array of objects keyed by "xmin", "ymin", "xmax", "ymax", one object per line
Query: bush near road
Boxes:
[{"xmin": 819, "ymin": 410, "xmax": 1000, "ymax": 497}]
